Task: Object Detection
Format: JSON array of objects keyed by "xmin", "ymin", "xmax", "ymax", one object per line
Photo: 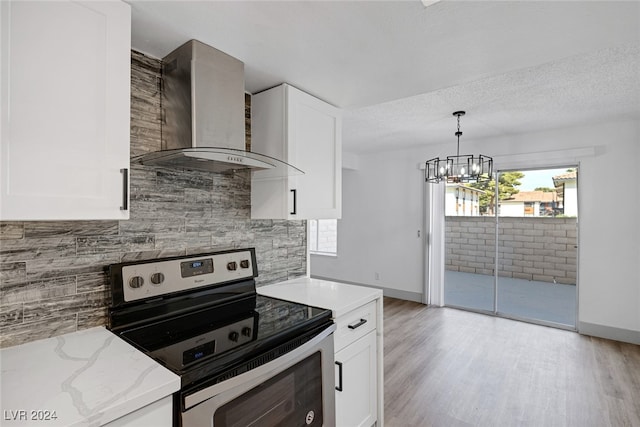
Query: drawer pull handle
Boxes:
[
  {"xmin": 120, "ymin": 168, "xmax": 129, "ymax": 211},
  {"xmin": 290, "ymin": 189, "xmax": 297, "ymax": 215},
  {"xmin": 335, "ymin": 361, "xmax": 343, "ymax": 392},
  {"xmin": 348, "ymin": 318, "xmax": 367, "ymax": 330}
]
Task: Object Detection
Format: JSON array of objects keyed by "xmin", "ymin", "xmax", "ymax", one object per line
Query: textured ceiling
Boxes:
[
  {"xmin": 127, "ymin": 0, "xmax": 640, "ymax": 154},
  {"xmin": 345, "ymin": 44, "xmax": 640, "ymax": 153}
]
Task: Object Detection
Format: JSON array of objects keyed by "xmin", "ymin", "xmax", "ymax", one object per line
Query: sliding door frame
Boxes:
[{"xmin": 430, "ymin": 164, "xmax": 580, "ymax": 331}]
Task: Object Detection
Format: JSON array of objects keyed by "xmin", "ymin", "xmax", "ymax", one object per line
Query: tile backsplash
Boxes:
[{"xmin": 0, "ymin": 51, "xmax": 306, "ymax": 348}]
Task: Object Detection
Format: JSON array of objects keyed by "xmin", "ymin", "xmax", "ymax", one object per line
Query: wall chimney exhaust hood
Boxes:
[{"xmin": 133, "ymin": 40, "xmax": 302, "ymax": 176}]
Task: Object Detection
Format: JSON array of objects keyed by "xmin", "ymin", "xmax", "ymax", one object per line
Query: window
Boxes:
[{"xmin": 309, "ymin": 219, "xmax": 337, "ymax": 255}]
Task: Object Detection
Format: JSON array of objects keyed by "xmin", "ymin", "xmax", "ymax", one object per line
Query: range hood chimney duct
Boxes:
[{"xmin": 133, "ymin": 40, "xmax": 301, "ymax": 175}]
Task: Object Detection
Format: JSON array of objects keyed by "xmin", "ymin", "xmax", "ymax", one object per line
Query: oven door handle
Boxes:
[{"xmin": 184, "ymin": 323, "xmax": 336, "ymax": 410}]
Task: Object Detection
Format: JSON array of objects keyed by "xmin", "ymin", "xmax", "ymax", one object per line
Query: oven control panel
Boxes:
[{"xmin": 120, "ymin": 249, "xmax": 257, "ymax": 302}]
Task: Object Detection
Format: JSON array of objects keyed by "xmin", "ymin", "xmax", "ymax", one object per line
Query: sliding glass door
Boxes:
[
  {"xmin": 495, "ymin": 168, "xmax": 578, "ymax": 328},
  {"xmin": 443, "ymin": 167, "xmax": 578, "ymax": 329},
  {"xmin": 443, "ymin": 184, "xmax": 495, "ymax": 313}
]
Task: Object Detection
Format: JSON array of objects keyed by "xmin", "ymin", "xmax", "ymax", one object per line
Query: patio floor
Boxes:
[{"xmin": 444, "ymin": 270, "xmax": 576, "ymax": 328}]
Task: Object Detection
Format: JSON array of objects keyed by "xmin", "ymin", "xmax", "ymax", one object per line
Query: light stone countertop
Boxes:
[
  {"xmin": 0, "ymin": 326, "xmax": 180, "ymax": 427},
  {"xmin": 257, "ymin": 277, "xmax": 383, "ymax": 318}
]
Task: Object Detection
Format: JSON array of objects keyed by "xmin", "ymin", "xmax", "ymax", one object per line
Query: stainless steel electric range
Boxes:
[{"xmin": 107, "ymin": 248, "xmax": 336, "ymax": 427}]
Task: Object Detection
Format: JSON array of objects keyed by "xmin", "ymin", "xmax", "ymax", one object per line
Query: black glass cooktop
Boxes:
[{"xmin": 118, "ymin": 294, "xmax": 333, "ymax": 388}]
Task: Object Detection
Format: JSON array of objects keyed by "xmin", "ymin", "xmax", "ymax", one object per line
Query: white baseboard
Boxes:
[{"xmin": 578, "ymin": 321, "xmax": 640, "ymax": 345}]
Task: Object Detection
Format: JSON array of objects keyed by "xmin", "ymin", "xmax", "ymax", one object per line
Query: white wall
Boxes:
[
  {"xmin": 311, "ymin": 118, "xmax": 639, "ymax": 341},
  {"xmin": 499, "ymin": 202, "xmax": 525, "ymax": 217},
  {"xmin": 564, "ymin": 182, "xmax": 578, "ymax": 216},
  {"xmin": 311, "ymin": 149, "xmax": 425, "ymax": 299}
]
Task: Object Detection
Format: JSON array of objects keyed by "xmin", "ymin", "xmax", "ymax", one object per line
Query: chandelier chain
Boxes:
[{"xmin": 456, "ymin": 113, "xmax": 461, "ymax": 156}]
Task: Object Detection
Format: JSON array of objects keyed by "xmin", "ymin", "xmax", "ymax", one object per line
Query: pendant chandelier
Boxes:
[{"xmin": 425, "ymin": 111, "xmax": 493, "ymax": 183}]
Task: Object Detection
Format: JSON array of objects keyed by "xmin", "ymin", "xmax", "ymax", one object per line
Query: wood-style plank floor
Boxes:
[{"xmin": 383, "ymin": 297, "xmax": 640, "ymax": 427}]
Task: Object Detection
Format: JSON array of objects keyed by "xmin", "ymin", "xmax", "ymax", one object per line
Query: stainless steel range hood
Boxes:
[{"xmin": 133, "ymin": 40, "xmax": 302, "ymax": 176}]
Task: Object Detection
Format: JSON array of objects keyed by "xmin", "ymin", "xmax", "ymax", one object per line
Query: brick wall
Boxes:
[
  {"xmin": 0, "ymin": 51, "xmax": 306, "ymax": 348},
  {"xmin": 445, "ymin": 216, "xmax": 577, "ymax": 284}
]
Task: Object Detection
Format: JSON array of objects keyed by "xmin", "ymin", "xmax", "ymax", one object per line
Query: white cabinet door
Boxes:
[
  {"xmin": 251, "ymin": 84, "xmax": 342, "ymax": 220},
  {"xmin": 286, "ymin": 85, "xmax": 342, "ymax": 219},
  {"xmin": 103, "ymin": 396, "xmax": 173, "ymax": 427},
  {"xmin": 335, "ymin": 330, "xmax": 377, "ymax": 427},
  {"xmin": 0, "ymin": 0, "xmax": 131, "ymax": 220}
]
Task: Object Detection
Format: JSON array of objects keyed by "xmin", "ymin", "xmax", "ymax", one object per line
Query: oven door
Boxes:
[{"xmin": 182, "ymin": 324, "xmax": 336, "ymax": 427}]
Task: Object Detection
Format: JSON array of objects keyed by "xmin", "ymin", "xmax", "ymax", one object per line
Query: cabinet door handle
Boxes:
[
  {"xmin": 120, "ymin": 168, "xmax": 129, "ymax": 211},
  {"xmin": 335, "ymin": 361, "xmax": 343, "ymax": 392},
  {"xmin": 348, "ymin": 318, "xmax": 367, "ymax": 330},
  {"xmin": 290, "ymin": 189, "xmax": 297, "ymax": 215}
]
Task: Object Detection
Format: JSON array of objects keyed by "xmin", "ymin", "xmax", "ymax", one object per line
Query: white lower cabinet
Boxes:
[
  {"xmin": 103, "ymin": 396, "xmax": 173, "ymax": 427},
  {"xmin": 335, "ymin": 331, "xmax": 377, "ymax": 427},
  {"xmin": 333, "ymin": 299, "xmax": 379, "ymax": 427}
]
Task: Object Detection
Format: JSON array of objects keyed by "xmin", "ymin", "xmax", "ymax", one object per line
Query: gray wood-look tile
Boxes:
[
  {"xmin": 184, "ymin": 188, "xmax": 215, "ymax": 205},
  {"xmin": 76, "ymin": 273, "xmax": 108, "ymax": 293},
  {"xmin": 76, "ymin": 235, "xmax": 155, "ymax": 255},
  {"xmin": 0, "ymin": 262, "xmax": 27, "ymax": 285},
  {"xmin": 0, "ymin": 276, "xmax": 76, "ymax": 305},
  {"xmin": 129, "ymin": 165, "xmax": 158, "ymax": 188},
  {"xmin": 119, "ymin": 217, "xmax": 186, "ymax": 235},
  {"xmin": 26, "ymin": 253, "xmax": 121, "ymax": 280},
  {"xmin": 157, "ymin": 169, "xmax": 213, "ymax": 190},
  {"xmin": 120, "ymin": 249, "xmax": 186, "ymax": 263},
  {"xmin": 185, "ymin": 245, "xmax": 235, "ymax": 256},
  {"xmin": 23, "ymin": 290, "xmax": 108, "ymax": 324},
  {"xmin": 153, "ymin": 233, "xmax": 214, "ymax": 251},
  {"xmin": 0, "ymin": 315, "xmax": 77, "ymax": 348},
  {"xmin": 0, "ymin": 223, "xmax": 24, "ymax": 239},
  {"xmin": 24, "ymin": 221, "xmax": 119, "ymax": 238},
  {"xmin": 251, "ymin": 220, "xmax": 275, "ymax": 231},
  {"xmin": 77, "ymin": 308, "xmax": 108, "ymax": 330},
  {"xmin": 0, "ymin": 303, "xmax": 23, "ymax": 328},
  {"xmin": 255, "ymin": 271, "xmax": 290, "ymax": 287},
  {"xmin": 129, "ymin": 186, "xmax": 184, "ymax": 204},
  {"xmin": 0, "ymin": 237, "xmax": 76, "ymax": 263}
]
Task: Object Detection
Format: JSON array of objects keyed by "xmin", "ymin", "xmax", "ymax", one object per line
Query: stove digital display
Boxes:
[
  {"xmin": 183, "ymin": 340, "xmax": 216, "ymax": 365},
  {"xmin": 180, "ymin": 258, "xmax": 214, "ymax": 278}
]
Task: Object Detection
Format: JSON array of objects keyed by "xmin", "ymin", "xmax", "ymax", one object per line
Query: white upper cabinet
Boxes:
[
  {"xmin": 0, "ymin": 0, "xmax": 131, "ymax": 220},
  {"xmin": 251, "ymin": 84, "xmax": 342, "ymax": 220}
]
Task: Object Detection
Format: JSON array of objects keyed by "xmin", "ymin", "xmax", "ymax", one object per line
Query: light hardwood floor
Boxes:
[{"xmin": 383, "ymin": 297, "xmax": 640, "ymax": 427}]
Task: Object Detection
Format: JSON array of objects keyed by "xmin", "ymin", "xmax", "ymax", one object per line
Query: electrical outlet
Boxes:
[{"xmin": 374, "ymin": 272, "xmax": 380, "ymax": 281}]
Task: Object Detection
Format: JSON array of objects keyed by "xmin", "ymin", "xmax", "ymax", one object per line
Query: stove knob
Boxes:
[
  {"xmin": 241, "ymin": 327, "xmax": 252, "ymax": 337},
  {"xmin": 228, "ymin": 331, "xmax": 239, "ymax": 342},
  {"xmin": 240, "ymin": 260, "xmax": 250, "ymax": 269},
  {"xmin": 150, "ymin": 272, "xmax": 165, "ymax": 285},
  {"xmin": 227, "ymin": 262, "xmax": 238, "ymax": 271},
  {"xmin": 129, "ymin": 276, "xmax": 144, "ymax": 289}
]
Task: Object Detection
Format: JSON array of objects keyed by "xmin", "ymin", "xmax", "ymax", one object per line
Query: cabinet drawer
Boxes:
[{"xmin": 334, "ymin": 301, "xmax": 376, "ymax": 352}]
